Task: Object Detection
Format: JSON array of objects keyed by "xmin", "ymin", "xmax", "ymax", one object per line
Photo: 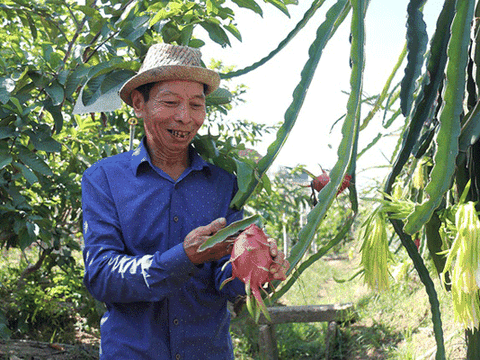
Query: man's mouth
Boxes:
[{"xmin": 168, "ymin": 129, "xmax": 190, "ymax": 139}]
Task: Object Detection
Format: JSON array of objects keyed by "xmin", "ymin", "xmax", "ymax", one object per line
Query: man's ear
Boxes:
[{"xmin": 131, "ymin": 90, "xmax": 145, "ymax": 118}]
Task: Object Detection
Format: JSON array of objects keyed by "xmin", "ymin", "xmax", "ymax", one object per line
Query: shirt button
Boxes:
[
  {"xmin": 173, "ymin": 319, "xmax": 179, "ymax": 325},
  {"xmin": 175, "ymin": 354, "xmax": 181, "ymax": 360},
  {"xmin": 173, "ymin": 216, "xmax": 179, "ymax": 222}
]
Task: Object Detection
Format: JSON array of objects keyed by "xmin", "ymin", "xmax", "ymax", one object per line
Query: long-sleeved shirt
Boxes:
[{"xmin": 82, "ymin": 138, "xmax": 245, "ymax": 360}]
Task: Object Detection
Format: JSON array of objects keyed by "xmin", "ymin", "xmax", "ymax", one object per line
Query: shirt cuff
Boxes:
[{"xmin": 156, "ymin": 243, "xmax": 200, "ymax": 280}]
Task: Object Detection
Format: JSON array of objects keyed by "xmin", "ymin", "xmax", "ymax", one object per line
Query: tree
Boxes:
[{"xmin": 0, "ymin": 0, "xmax": 295, "ymax": 339}]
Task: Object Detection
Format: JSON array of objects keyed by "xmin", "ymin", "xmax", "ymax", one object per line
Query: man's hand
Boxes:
[
  {"xmin": 267, "ymin": 239, "xmax": 290, "ymax": 281},
  {"xmin": 184, "ymin": 218, "xmax": 233, "ymax": 265}
]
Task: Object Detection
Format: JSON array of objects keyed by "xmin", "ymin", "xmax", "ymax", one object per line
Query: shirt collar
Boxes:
[{"xmin": 131, "ymin": 137, "xmax": 211, "ymax": 177}]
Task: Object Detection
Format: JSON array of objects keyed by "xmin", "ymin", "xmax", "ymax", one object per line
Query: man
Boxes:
[{"xmin": 82, "ymin": 43, "xmax": 289, "ymax": 360}]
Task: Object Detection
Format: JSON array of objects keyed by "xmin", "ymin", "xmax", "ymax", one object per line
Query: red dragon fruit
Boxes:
[
  {"xmin": 307, "ymin": 170, "xmax": 352, "ymax": 206},
  {"xmin": 312, "ymin": 170, "xmax": 352, "ymax": 195},
  {"xmin": 220, "ymin": 224, "xmax": 285, "ymax": 322}
]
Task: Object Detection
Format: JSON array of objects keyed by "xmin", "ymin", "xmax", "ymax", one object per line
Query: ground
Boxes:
[{"xmin": 0, "ymin": 339, "xmax": 99, "ymax": 360}]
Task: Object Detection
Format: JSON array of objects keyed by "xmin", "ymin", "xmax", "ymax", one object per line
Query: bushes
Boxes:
[{"xmin": 0, "ymin": 248, "xmax": 102, "ymax": 344}]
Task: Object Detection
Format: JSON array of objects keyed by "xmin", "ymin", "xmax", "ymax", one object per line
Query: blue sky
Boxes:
[{"xmin": 202, "ymin": 0, "xmax": 444, "ymax": 186}]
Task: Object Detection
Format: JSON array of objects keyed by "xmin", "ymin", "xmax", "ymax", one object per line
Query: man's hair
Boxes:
[
  {"xmin": 135, "ymin": 82, "xmax": 156, "ymax": 103},
  {"xmin": 135, "ymin": 82, "xmax": 209, "ymax": 103}
]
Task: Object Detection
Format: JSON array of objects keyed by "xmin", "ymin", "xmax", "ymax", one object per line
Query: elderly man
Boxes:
[{"xmin": 82, "ymin": 43, "xmax": 289, "ymax": 360}]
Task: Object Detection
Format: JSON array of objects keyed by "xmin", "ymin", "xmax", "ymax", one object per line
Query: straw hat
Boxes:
[{"xmin": 119, "ymin": 43, "xmax": 220, "ymax": 106}]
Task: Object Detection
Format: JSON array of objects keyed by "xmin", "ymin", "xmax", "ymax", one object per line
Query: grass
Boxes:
[{"xmin": 231, "ymin": 243, "xmax": 467, "ymax": 359}]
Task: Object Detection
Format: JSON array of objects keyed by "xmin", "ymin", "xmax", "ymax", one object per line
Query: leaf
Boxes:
[
  {"xmin": 385, "ymin": 0, "xmax": 455, "ymax": 194},
  {"xmin": 29, "ymin": 131, "xmax": 62, "ymax": 153},
  {"xmin": 45, "ymin": 80, "xmax": 64, "ymax": 106},
  {"xmin": 404, "ymin": 0, "xmax": 475, "ymax": 235},
  {"xmin": 287, "ymin": 0, "xmax": 363, "ymax": 274},
  {"xmin": 100, "ymin": 69, "xmax": 135, "ymax": 94},
  {"xmin": 231, "ymin": 0, "xmax": 263, "ymax": 16},
  {"xmin": 224, "ymin": 23, "xmax": 242, "ymax": 42},
  {"xmin": 400, "ymin": 0, "xmax": 428, "ymax": 117},
  {"xmin": 206, "ymin": 87, "xmax": 232, "ymax": 105},
  {"xmin": 0, "ymin": 152, "xmax": 12, "ymax": 169},
  {"xmin": 13, "ymin": 162, "xmax": 38, "ymax": 186},
  {"xmin": 75, "ymin": 4, "xmax": 100, "ymax": 17},
  {"xmin": 18, "ymin": 221, "xmax": 36, "ymax": 250},
  {"xmin": 44, "ymin": 99, "xmax": 64, "ymax": 134},
  {"xmin": 0, "ymin": 77, "xmax": 14, "ymax": 104},
  {"xmin": 265, "ymin": 0, "xmax": 290, "ymax": 17},
  {"xmin": 198, "ymin": 214, "xmax": 263, "ymax": 251},
  {"xmin": 82, "ymin": 73, "xmax": 106, "ymax": 106},
  {"xmin": 17, "ymin": 145, "xmax": 53, "ymax": 176},
  {"xmin": 221, "ymin": 0, "xmax": 332, "ymax": 80},
  {"xmin": 200, "ymin": 20, "xmax": 231, "ymax": 47},
  {"xmin": 0, "ymin": 127, "xmax": 15, "ymax": 139},
  {"xmin": 64, "ymin": 66, "xmax": 88, "ymax": 99}
]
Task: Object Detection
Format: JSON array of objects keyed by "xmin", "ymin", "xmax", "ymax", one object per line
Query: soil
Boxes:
[{"xmin": 0, "ymin": 339, "xmax": 99, "ymax": 360}]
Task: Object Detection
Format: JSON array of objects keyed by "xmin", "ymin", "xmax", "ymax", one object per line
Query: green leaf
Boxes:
[
  {"xmin": 198, "ymin": 214, "xmax": 263, "ymax": 251},
  {"xmin": 0, "ymin": 152, "xmax": 12, "ymax": 169},
  {"xmin": 17, "ymin": 145, "xmax": 53, "ymax": 176},
  {"xmin": 400, "ymin": 0, "xmax": 428, "ymax": 117},
  {"xmin": 224, "ymin": 23, "xmax": 242, "ymax": 42},
  {"xmin": 44, "ymin": 99, "xmax": 64, "ymax": 134},
  {"xmin": 231, "ymin": 0, "xmax": 263, "ymax": 16},
  {"xmin": 221, "ymin": 0, "xmax": 331, "ymax": 80},
  {"xmin": 404, "ymin": 0, "xmax": 475, "ymax": 235},
  {"xmin": 385, "ymin": 0, "xmax": 455, "ymax": 194},
  {"xmin": 13, "ymin": 162, "xmax": 38, "ymax": 186},
  {"xmin": 75, "ymin": 4, "xmax": 100, "ymax": 17},
  {"xmin": 64, "ymin": 67, "xmax": 88, "ymax": 99},
  {"xmin": 31, "ymin": 132, "xmax": 62, "ymax": 153},
  {"xmin": 180, "ymin": 25, "xmax": 194, "ymax": 45},
  {"xmin": 82, "ymin": 73, "xmax": 106, "ymax": 106},
  {"xmin": 45, "ymin": 80, "xmax": 64, "ymax": 106},
  {"xmin": 206, "ymin": 87, "xmax": 232, "ymax": 105},
  {"xmin": 100, "ymin": 69, "xmax": 135, "ymax": 94},
  {"xmin": 0, "ymin": 77, "xmax": 14, "ymax": 104},
  {"xmin": 287, "ymin": 0, "xmax": 362, "ymax": 273},
  {"xmin": 265, "ymin": 0, "xmax": 290, "ymax": 17},
  {"xmin": 0, "ymin": 127, "xmax": 15, "ymax": 139},
  {"xmin": 18, "ymin": 221, "xmax": 36, "ymax": 250},
  {"xmin": 200, "ymin": 20, "xmax": 231, "ymax": 46}
]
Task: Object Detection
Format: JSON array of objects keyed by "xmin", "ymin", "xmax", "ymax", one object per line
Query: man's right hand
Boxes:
[{"xmin": 183, "ymin": 218, "xmax": 233, "ymax": 265}]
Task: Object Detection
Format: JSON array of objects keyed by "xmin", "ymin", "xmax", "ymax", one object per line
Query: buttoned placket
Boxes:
[{"xmin": 169, "ymin": 181, "xmax": 185, "ymax": 360}]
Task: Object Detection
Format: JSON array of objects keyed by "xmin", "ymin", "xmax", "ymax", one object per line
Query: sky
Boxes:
[{"xmin": 201, "ymin": 0, "xmax": 444, "ymax": 187}]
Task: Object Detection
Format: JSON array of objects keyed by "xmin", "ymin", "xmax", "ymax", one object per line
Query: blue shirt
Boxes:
[{"xmin": 82, "ymin": 139, "xmax": 245, "ymax": 360}]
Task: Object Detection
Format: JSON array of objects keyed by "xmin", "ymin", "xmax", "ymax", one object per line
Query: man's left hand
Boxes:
[{"xmin": 267, "ymin": 239, "xmax": 289, "ymax": 281}]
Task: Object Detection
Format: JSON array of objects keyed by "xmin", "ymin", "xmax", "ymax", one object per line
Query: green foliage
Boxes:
[
  {"xmin": 0, "ymin": 248, "xmax": 102, "ymax": 343},
  {"xmin": 0, "ymin": 0, "xmax": 295, "ymax": 344}
]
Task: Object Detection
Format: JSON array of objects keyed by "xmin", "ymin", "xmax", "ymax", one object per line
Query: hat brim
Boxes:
[{"xmin": 119, "ymin": 65, "xmax": 220, "ymax": 106}]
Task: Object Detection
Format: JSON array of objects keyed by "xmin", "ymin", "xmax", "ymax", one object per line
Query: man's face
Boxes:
[{"xmin": 132, "ymin": 80, "xmax": 206, "ymax": 154}]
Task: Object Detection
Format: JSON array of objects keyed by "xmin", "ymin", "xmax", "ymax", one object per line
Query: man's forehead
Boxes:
[{"xmin": 154, "ymin": 80, "xmax": 205, "ymax": 97}]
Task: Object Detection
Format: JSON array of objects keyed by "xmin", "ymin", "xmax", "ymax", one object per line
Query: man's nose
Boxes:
[{"xmin": 174, "ymin": 102, "xmax": 191, "ymax": 122}]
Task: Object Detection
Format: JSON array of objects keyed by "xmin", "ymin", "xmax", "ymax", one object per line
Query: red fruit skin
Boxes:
[
  {"xmin": 311, "ymin": 171, "xmax": 351, "ymax": 195},
  {"xmin": 228, "ymin": 224, "xmax": 274, "ymax": 307},
  {"xmin": 311, "ymin": 170, "xmax": 330, "ymax": 192},
  {"xmin": 414, "ymin": 237, "xmax": 420, "ymax": 250}
]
